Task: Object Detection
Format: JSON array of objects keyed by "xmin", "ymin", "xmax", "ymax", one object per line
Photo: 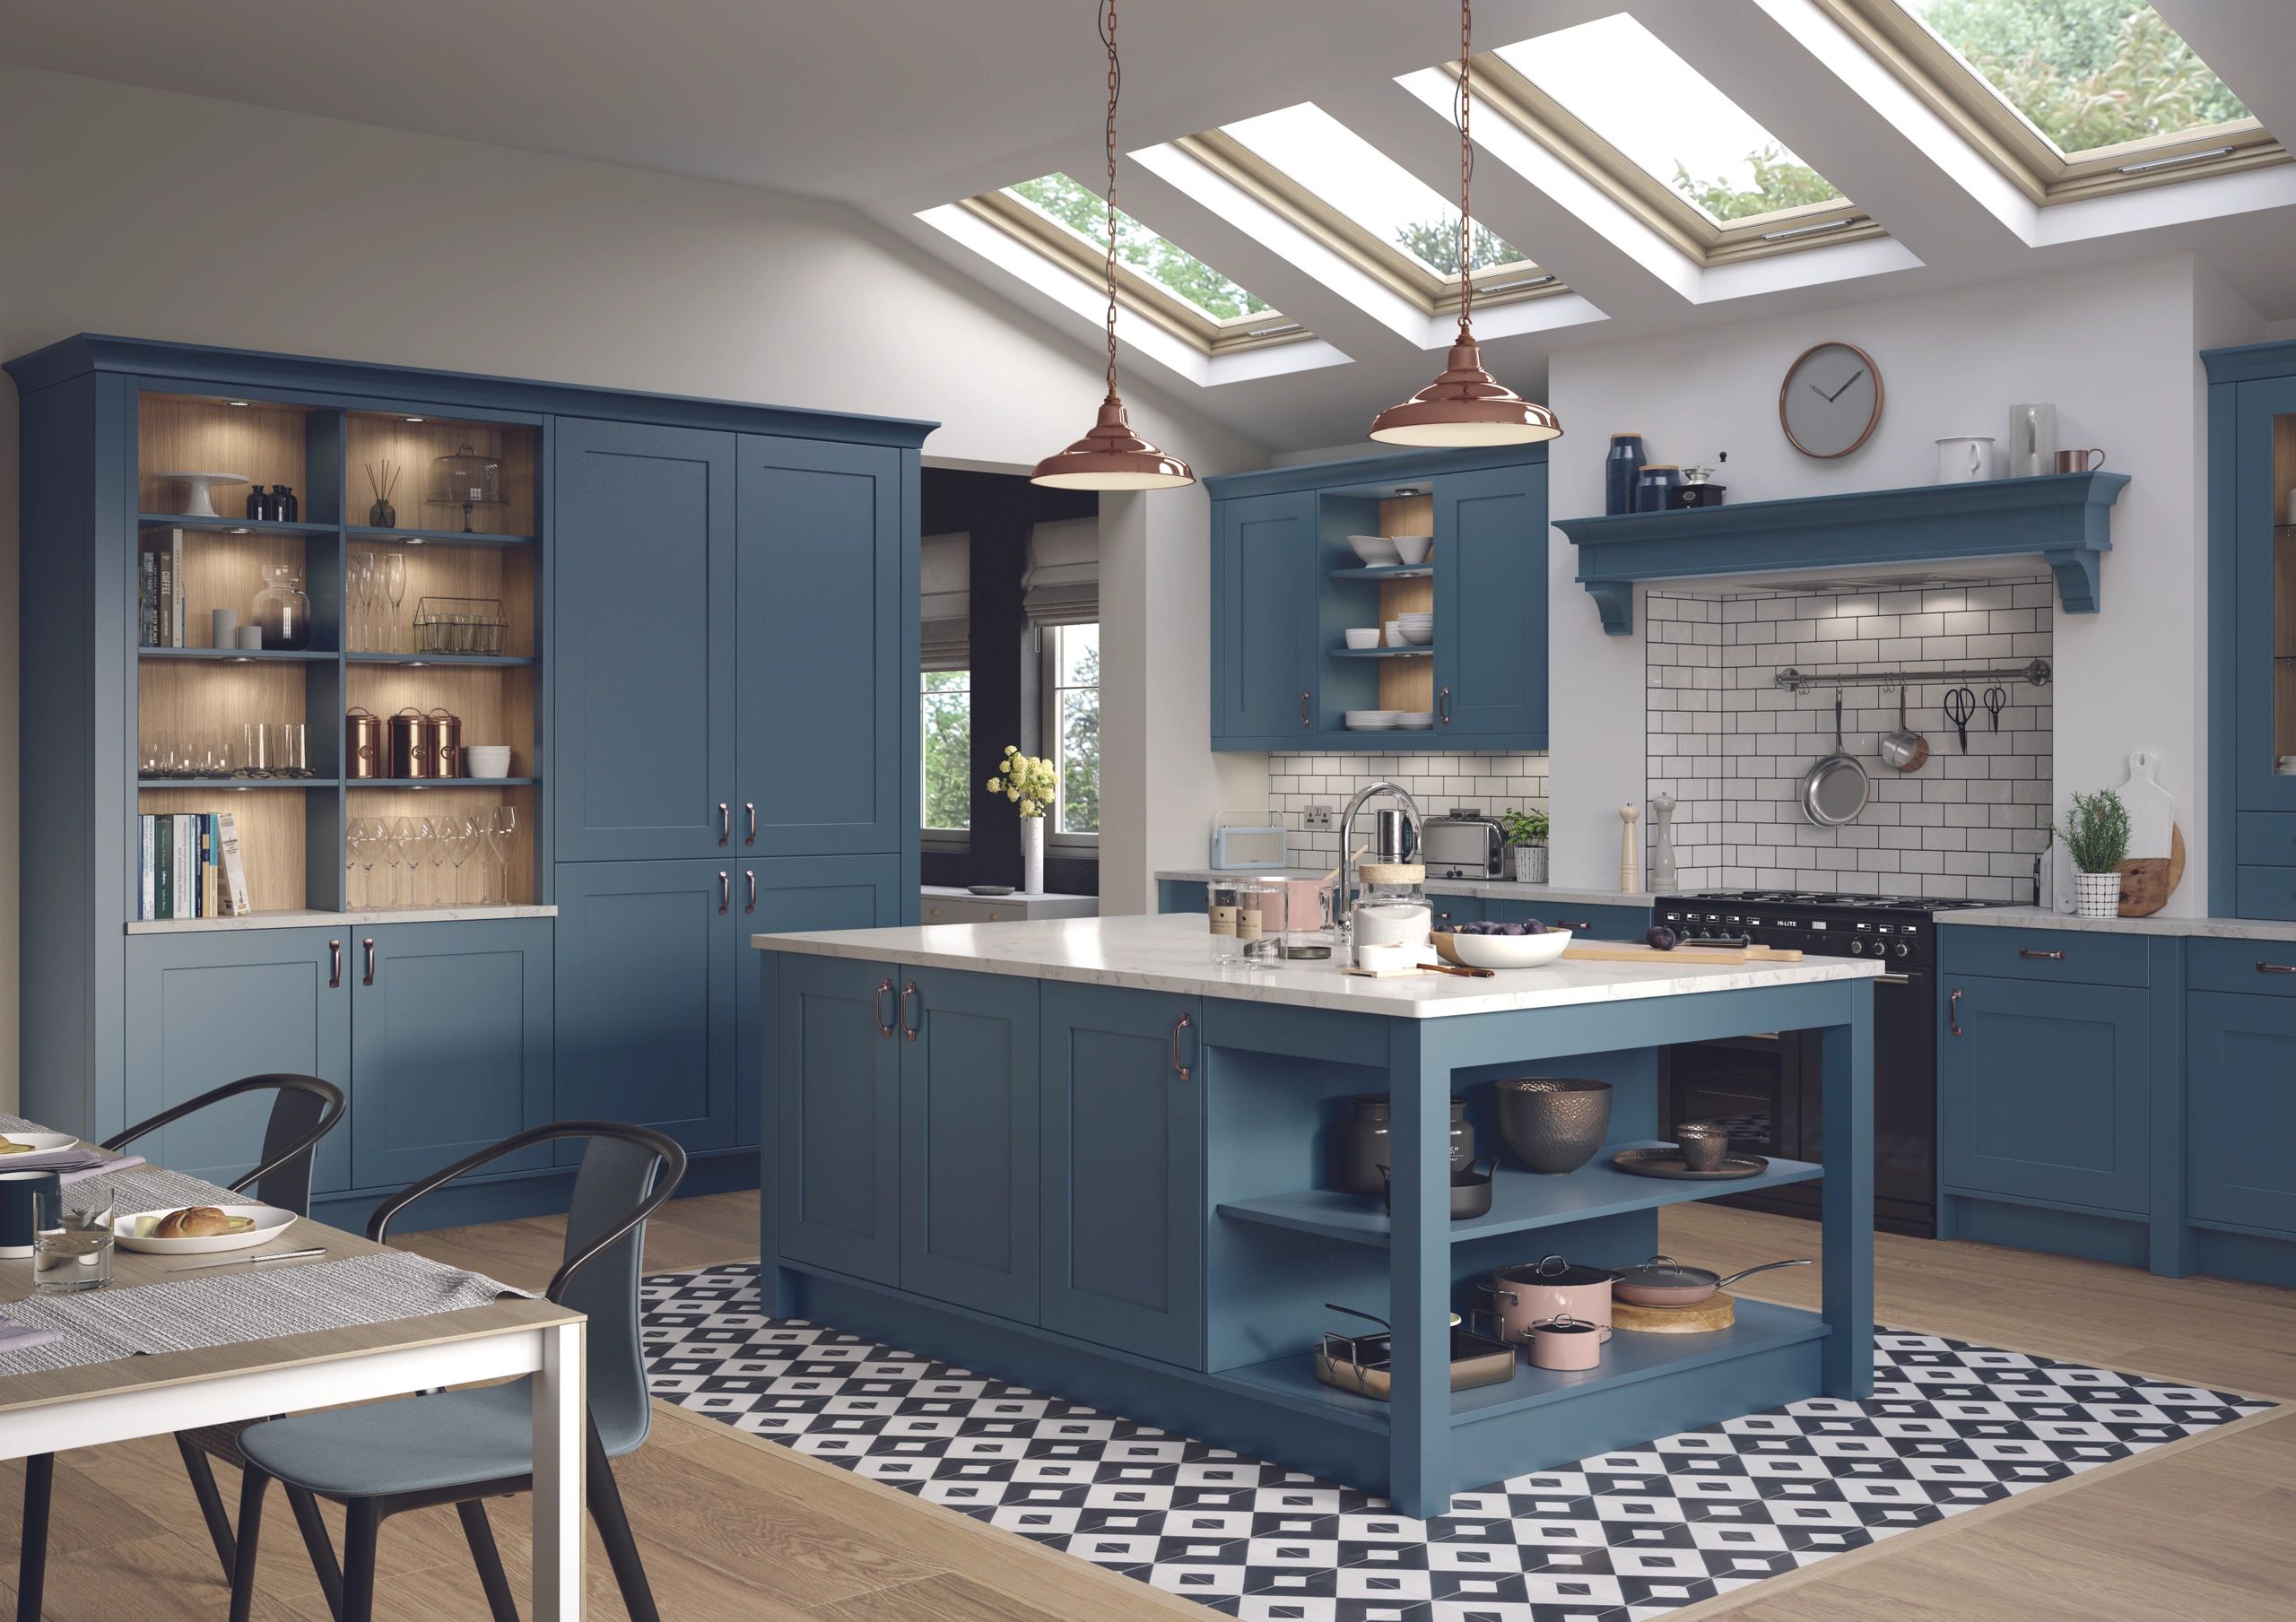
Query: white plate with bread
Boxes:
[
  {"xmin": 113, "ymin": 1202, "xmax": 297, "ymax": 1254},
  {"xmin": 0, "ymin": 1132, "xmax": 79, "ymax": 1157}
]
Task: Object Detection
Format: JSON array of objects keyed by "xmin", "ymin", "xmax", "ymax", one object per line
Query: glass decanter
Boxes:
[{"xmin": 252, "ymin": 564, "xmax": 313, "ymax": 651}]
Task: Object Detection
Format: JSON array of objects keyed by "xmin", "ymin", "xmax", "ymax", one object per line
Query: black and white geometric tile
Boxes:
[{"xmin": 642, "ymin": 1263, "xmax": 2271, "ymax": 1622}]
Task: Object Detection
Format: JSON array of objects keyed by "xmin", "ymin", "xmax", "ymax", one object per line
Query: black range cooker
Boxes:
[{"xmin": 1654, "ymin": 890, "xmax": 2013, "ymax": 1238}]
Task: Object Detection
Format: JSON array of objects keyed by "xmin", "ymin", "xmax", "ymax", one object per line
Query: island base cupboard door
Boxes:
[
  {"xmin": 899, "ymin": 967, "xmax": 1040, "ymax": 1323},
  {"xmin": 553, "ymin": 861, "xmax": 739, "ymax": 1158},
  {"xmin": 124, "ymin": 929, "xmax": 352, "ymax": 1195},
  {"xmin": 772, "ymin": 953, "xmax": 901, "ymax": 1285},
  {"xmin": 1039, "ymin": 983, "xmax": 1203, "ymax": 1367}
]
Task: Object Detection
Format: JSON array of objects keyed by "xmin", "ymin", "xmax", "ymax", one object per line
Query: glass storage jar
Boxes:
[
  {"xmin": 1206, "ymin": 880, "xmax": 1241, "ymax": 962},
  {"xmin": 251, "ymin": 565, "xmax": 313, "ymax": 651},
  {"xmin": 1352, "ymin": 862, "xmax": 1431, "ymax": 954},
  {"xmin": 1236, "ymin": 877, "xmax": 1284, "ymax": 965}
]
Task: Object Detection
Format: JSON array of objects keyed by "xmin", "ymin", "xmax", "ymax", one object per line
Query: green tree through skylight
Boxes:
[
  {"xmin": 1009, "ymin": 175, "xmax": 1270, "ymax": 320},
  {"xmin": 1388, "ymin": 220, "xmax": 1528, "ymax": 277},
  {"xmin": 1671, "ymin": 146, "xmax": 1842, "ymax": 222}
]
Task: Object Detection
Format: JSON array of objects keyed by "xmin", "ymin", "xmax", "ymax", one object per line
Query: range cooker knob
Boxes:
[
  {"xmin": 1894, "ymin": 941, "xmax": 1911, "ymax": 959},
  {"xmin": 1848, "ymin": 939, "xmax": 1865, "ymax": 954}
]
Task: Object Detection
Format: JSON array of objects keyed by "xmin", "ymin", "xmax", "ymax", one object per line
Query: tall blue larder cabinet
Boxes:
[{"xmin": 6, "ymin": 334, "xmax": 930, "ymax": 1229}]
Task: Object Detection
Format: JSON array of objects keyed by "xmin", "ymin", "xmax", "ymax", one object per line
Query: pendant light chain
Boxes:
[
  {"xmin": 1100, "ymin": 0, "xmax": 1122, "ymax": 399},
  {"xmin": 1457, "ymin": 0, "xmax": 1474, "ymax": 336}
]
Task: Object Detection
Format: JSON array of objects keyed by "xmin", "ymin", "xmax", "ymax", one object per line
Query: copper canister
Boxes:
[
  {"xmin": 345, "ymin": 707, "xmax": 385, "ymax": 780},
  {"xmin": 428, "ymin": 707, "xmax": 463, "ymax": 778},
  {"xmin": 387, "ymin": 706, "xmax": 433, "ymax": 779}
]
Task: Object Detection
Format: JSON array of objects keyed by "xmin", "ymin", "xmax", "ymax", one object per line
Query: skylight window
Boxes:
[
  {"xmin": 1496, "ymin": 15, "xmax": 1847, "ymax": 225},
  {"xmin": 1004, "ymin": 173, "xmax": 1271, "ymax": 324},
  {"xmin": 1896, "ymin": 0, "xmax": 2250, "ymax": 157},
  {"xmin": 1216, "ymin": 104, "xmax": 1531, "ymax": 280}
]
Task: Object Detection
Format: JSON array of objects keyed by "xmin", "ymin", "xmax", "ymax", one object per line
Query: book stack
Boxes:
[
  {"xmin": 138, "ymin": 527, "xmax": 189, "ymax": 647},
  {"xmin": 136, "ymin": 811, "xmax": 252, "ymax": 920}
]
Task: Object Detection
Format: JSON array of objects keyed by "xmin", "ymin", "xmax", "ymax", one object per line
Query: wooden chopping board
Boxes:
[
  {"xmin": 2117, "ymin": 823, "xmax": 2186, "ymax": 917},
  {"xmin": 1562, "ymin": 941, "xmax": 1804, "ymax": 965},
  {"xmin": 1612, "ymin": 1293, "xmax": 1735, "ymax": 1333},
  {"xmin": 2112, "ymin": 749, "xmax": 2185, "ymax": 917}
]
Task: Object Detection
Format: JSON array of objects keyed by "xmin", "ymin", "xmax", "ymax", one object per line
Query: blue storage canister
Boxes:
[
  {"xmin": 1604, "ymin": 432, "xmax": 1647, "ymax": 516},
  {"xmin": 1633, "ymin": 464, "xmax": 1683, "ymax": 513}
]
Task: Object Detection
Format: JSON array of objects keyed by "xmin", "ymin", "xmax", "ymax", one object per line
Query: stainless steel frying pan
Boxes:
[{"xmin": 1800, "ymin": 692, "xmax": 1870, "ymax": 827}]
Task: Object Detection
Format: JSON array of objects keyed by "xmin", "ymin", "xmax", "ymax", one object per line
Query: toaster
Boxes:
[{"xmin": 1420, "ymin": 810, "xmax": 1504, "ymax": 880}]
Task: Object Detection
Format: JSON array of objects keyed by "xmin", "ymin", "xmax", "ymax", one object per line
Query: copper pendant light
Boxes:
[
  {"xmin": 1370, "ymin": 0, "xmax": 1561, "ymax": 448},
  {"xmin": 1031, "ymin": 0, "xmax": 1195, "ymax": 490}
]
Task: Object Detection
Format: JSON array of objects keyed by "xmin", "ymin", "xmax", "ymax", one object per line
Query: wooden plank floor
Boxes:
[{"xmin": 1, "ymin": 1191, "xmax": 2287, "ymax": 1620}]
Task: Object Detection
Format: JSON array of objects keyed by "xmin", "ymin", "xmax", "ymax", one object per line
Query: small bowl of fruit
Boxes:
[{"xmin": 1432, "ymin": 916, "xmax": 1573, "ymax": 969}]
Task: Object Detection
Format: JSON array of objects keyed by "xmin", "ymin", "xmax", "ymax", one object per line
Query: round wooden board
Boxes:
[
  {"xmin": 1611, "ymin": 1292, "xmax": 1735, "ymax": 1333},
  {"xmin": 2116, "ymin": 823, "xmax": 2186, "ymax": 917}
]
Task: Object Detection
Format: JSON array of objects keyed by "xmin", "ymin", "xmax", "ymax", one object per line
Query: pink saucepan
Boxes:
[
  {"xmin": 1610, "ymin": 1254, "xmax": 1811, "ymax": 1308},
  {"xmin": 1478, "ymin": 1253, "xmax": 1615, "ymax": 1340}
]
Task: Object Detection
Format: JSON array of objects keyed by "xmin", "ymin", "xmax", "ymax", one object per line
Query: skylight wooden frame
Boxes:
[
  {"xmin": 1462, "ymin": 54, "xmax": 1885, "ymax": 267},
  {"xmin": 1172, "ymin": 128, "xmax": 1570, "ymax": 319},
  {"xmin": 1813, "ymin": 0, "xmax": 2286, "ymax": 205},
  {"xmin": 958, "ymin": 189, "xmax": 1311, "ymax": 356}
]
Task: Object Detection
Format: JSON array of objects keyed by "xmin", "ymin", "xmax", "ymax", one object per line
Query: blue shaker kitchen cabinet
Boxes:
[
  {"xmin": 349, "ymin": 920, "xmax": 553, "ymax": 1190},
  {"xmin": 552, "ymin": 419, "xmax": 738, "ymax": 863},
  {"xmin": 1433, "ymin": 461, "xmax": 1548, "ymax": 743},
  {"xmin": 1938, "ymin": 974, "xmax": 2150, "ymax": 1213},
  {"xmin": 1211, "ymin": 491, "xmax": 1318, "ymax": 746},
  {"xmin": 737, "ymin": 436, "xmax": 909, "ymax": 857},
  {"xmin": 1039, "ymin": 982, "xmax": 1205, "ymax": 1367},
  {"xmin": 553, "ymin": 860, "xmax": 740, "ymax": 1154},
  {"xmin": 2186, "ymin": 990, "xmax": 2296, "ymax": 1234},
  {"xmin": 773, "ymin": 952, "xmax": 902, "ymax": 1286},
  {"xmin": 125, "ymin": 929, "xmax": 352, "ymax": 1196},
  {"xmin": 900, "ymin": 968, "xmax": 1041, "ymax": 1322}
]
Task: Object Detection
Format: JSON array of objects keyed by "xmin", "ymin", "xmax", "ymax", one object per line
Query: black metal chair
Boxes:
[
  {"xmin": 229, "ymin": 1121, "xmax": 686, "ymax": 1622},
  {"xmin": 13, "ymin": 1073, "xmax": 344, "ymax": 1622}
]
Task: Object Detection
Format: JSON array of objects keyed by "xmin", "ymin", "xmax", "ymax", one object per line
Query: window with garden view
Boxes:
[
  {"xmin": 922, "ymin": 669, "xmax": 971, "ymax": 831},
  {"xmin": 1046, "ymin": 624, "xmax": 1100, "ymax": 837}
]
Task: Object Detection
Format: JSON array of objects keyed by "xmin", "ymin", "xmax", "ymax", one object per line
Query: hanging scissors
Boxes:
[
  {"xmin": 1982, "ymin": 686, "xmax": 2006, "ymax": 733},
  {"xmin": 1944, "ymin": 687, "xmax": 1976, "ymax": 753}
]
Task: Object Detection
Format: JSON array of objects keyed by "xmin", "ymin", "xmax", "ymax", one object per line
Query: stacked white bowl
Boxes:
[{"xmin": 1394, "ymin": 612, "xmax": 1435, "ymax": 646}]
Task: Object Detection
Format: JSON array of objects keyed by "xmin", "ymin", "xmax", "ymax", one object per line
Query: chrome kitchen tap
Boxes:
[{"xmin": 1334, "ymin": 781, "xmax": 1423, "ymax": 936}]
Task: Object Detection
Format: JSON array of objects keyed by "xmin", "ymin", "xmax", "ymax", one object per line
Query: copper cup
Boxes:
[{"xmin": 2053, "ymin": 447, "xmax": 2106, "ymax": 473}]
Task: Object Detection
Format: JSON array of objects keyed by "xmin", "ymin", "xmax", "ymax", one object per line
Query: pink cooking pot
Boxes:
[
  {"xmin": 1477, "ymin": 1253, "xmax": 1616, "ymax": 1342},
  {"xmin": 1526, "ymin": 1312, "xmax": 1611, "ymax": 1371}
]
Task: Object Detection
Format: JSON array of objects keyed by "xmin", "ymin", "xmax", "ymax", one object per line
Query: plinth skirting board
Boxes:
[{"xmin": 640, "ymin": 1263, "xmax": 2272, "ymax": 1622}]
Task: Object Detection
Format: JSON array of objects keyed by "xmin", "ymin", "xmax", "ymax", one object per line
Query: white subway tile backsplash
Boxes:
[{"xmin": 1263, "ymin": 750, "xmax": 1550, "ymax": 868}]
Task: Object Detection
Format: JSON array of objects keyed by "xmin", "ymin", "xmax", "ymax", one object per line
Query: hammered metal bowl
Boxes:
[{"xmin": 1492, "ymin": 1078, "xmax": 1613, "ymax": 1175}]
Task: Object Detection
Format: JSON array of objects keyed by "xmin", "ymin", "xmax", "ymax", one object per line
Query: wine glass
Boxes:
[
  {"xmin": 439, "ymin": 817, "xmax": 474, "ymax": 904},
  {"xmin": 387, "ymin": 816, "xmax": 418, "ymax": 907},
  {"xmin": 344, "ymin": 820, "xmax": 366, "ymax": 909},
  {"xmin": 353, "ymin": 818, "xmax": 384, "ymax": 911},
  {"xmin": 346, "ymin": 552, "xmax": 374, "ymax": 652},
  {"xmin": 490, "ymin": 805, "xmax": 519, "ymax": 903},
  {"xmin": 410, "ymin": 816, "xmax": 440, "ymax": 905},
  {"xmin": 384, "ymin": 553, "xmax": 408, "ymax": 653}
]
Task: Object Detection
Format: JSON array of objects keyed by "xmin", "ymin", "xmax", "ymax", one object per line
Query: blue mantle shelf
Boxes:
[{"xmin": 1554, "ymin": 471, "xmax": 2130, "ymax": 635}]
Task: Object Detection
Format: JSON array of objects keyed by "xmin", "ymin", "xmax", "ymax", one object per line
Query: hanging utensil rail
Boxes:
[{"xmin": 1774, "ymin": 658, "xmax": 2050, "ymax": 693}]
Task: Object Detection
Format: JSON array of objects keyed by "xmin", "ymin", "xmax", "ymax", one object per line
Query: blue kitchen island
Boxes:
[{"xmin": 754, "ymin": 914, "xmax": 1876, "ymax": 1518}]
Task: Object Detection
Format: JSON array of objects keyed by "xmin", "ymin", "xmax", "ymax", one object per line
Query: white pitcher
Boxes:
[{"xmin": 1935, "ymin": 436, "xmax": 1994, "ymax": 483}]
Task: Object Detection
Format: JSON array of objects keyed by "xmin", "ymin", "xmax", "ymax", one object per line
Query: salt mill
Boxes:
[
  {"xmin": 1648, "ymin": 792, "xmax": 1678, "ymax": 891},
  {"xmin": 1617, "ymin": 802, "xmax": 1640, "ymax": 893}
]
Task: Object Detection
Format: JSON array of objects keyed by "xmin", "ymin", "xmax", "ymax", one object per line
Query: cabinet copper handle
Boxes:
[
  {"xmin": 718, "ymin": 802, "xmax": 730, "ymax": 846},
  {"xmin": 328, "ymin": 940, "xmax": 343, "ymax": 989},
  {"xmin": 2260, "ymin": 962, "xmax": 2296, "ymax": 975},
  {"xmin": 361, "ymin": 938, "xmax": 377, "ymax": 988},
  {"xmin": 1170, "ymin": 1012, "xmax": 1193, "ymax": 1081},
  {"xmin": 718, "ymin": 872, "xmax": 730, "ymax": 915},
  {"xmin": 1299, "ymin": 690, "xmax": 1310, "ymax": 727},
  {"xmin": 744, "ymin": 802, "xmax": 756, "ymax": 846},
  {"xmin": 1555, "ymin": 919, "xmax": 1591, "ymax": 931},
  {"xmin": 744, "ymin": 871, "xmax": 757, "ymax": 914},
  {"xmin": 1438, "ymin": 685, "xmax": 1452, "ymax": 724},
  {"xmin": 2017, "ymin": 948, "xmax": 2065, "ymax": 960},
  {"xmin": 1949, "ymin": 986, "xmax": 1963, "ymax": 1037},
  {"xmin": 900, "ymin": 980, "xmax": 920, "ymax": 1042},
  {"xmin": 874, "ymin": 978, "xmax": 896, "ymax": 1037}
]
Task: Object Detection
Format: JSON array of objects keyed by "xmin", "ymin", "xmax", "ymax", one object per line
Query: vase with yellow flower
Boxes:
[{"xmin": 987, "ymin": 746, "xmax": 1057, "ymax": 894}]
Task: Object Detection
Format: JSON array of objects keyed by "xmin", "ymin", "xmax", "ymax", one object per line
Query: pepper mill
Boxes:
[
  {"xmin": 1648, "ymin": 792, "xmax": 1678, "ymax": 891},
  {"xmin": 1618, "ymin": 802, "xmax": 1641, "ymax": 893}
]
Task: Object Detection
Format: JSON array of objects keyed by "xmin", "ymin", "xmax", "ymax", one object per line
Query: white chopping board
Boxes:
[{"xmin": 2116, "ymin": 750, "xmax": 2175, "ymax": 861}]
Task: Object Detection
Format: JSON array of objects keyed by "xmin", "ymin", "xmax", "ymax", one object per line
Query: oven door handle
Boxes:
[
  {"xmin": 1872, "ymin": 973, "xmax": 1914, "ymax": 985},
  {"xmin": 1682, "ymin": 935, "xmax": 1755, "ymax": 950}
]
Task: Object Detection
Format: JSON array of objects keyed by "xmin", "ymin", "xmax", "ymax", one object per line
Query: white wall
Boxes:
[
  {"xmin": 0, "ymin": 63, "xmax": 1267, "ymax": 1106},
  {"xmin": 1545, "ymin": 255, "xmax": 2261, "ymax": 913}
]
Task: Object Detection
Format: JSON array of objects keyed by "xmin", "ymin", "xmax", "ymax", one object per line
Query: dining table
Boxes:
[{"xmin": 0, "ymin": 1113, "xmax": 587, "ymax": 1618}]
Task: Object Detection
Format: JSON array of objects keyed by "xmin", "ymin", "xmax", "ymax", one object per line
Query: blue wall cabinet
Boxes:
[
  {"xmin": 125, "ymin": 929, "xmax": 352, "ymax": 1195},
  {"xmin": 1433, "ymin": 462, "xmax": 1548, "ymax": 742},
  {"xmin": 2186, "ymin": 990, "xmax": 2296, "ymax": 1233},
  {"xmin": 553, "ymin": 860, "xmax": 739, "ymax": 1153},
  {"xmin": 1939, "ymin": 974, "xmax": 2150, "ymax": 1213},
  {"xmin": 773, "ymin": 952, "xmax": 902, "ymax": 1285},
  {"xmin": 1211, "ymin": 492, "xmax": 1317, "ymax": 745},
  {"xmin": 738, "ymin": 437, "xmax": 908, "ymax": 857},
  {"xmin": 1039, "ymin": 982, "xmax": 1204, "ymax": 1366},
  {"xmin": 349, "ymin": 920, "xmax": 553, "ymax": 1189},
  {"xmin": 900, "ymin": 967, "xmax": 1041, "ymax": 1322},
  {"xmin": 553, "ymin": 420, "xmax": 738, "ymax": 863}
]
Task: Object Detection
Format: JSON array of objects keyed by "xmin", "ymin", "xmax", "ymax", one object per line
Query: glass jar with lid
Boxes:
[
  {"xmin": 1352, "ymin": 862, "xmax": 1431, "ymax": 955},
  {"xmin": 251, "ymin": 564, "xmax": 312, "ymax": 651}
]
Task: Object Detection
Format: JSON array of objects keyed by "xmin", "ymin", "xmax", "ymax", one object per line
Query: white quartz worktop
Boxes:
[
  {"xmin": 752, "ymin": 912, "xmax": 1877, "ymax": 1019},
  {"xmin": 1156, "ymin": 869, "xmax": 1657, "ymax": 908},
  {"xmin": 1938, "ymin": 905, "xmax": 2296, "ymax": 942},
  {"xmin": 126, "ymin": 903, "xmax": 556, "ymax": 934}
]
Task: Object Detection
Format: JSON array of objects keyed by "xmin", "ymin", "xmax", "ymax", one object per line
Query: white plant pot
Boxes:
[
  {"xmin": 1513, "ymin": 846, "xmax": 1548, "ymax": 884},
  {"xmin": 1021, "ymin": 816, "xmax": 1045, "ymax": 896},
  {"xmin": 2074, "ymin": 871, "xmax": 2121, "ymax": 919}
]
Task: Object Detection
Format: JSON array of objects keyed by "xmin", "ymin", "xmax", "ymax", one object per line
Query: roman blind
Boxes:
[
  {"xmin": 921, "ymin": 531, "xmax": 970, "ymax": 672},
  {"xmin": 1022, "ymin": 518, "xmax": 1099, "ymax": 629}
]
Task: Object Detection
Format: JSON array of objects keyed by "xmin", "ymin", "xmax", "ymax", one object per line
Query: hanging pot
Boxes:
[
  {"xmin": 1877, "ymin": 686, "xmax": 1929, "ymax": 774},
  {"xmin": 1799, "ymin": 692, "xmax": 1870, "ymax": 827},
  {"xmin": 1610, "ymin": 1254, "xmax": 1812, "ymax": 1307}
]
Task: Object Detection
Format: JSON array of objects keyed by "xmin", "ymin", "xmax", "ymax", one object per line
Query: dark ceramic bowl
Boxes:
[{"xmin": 1492, "ymin": 1078, "xmax": 1613, "ymax": 1175}]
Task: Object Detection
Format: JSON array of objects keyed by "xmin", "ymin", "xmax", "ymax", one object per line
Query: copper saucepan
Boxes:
[{"xmin": 1611, "ymin": 1254, "xmax": 1812, "ymax": 1307}]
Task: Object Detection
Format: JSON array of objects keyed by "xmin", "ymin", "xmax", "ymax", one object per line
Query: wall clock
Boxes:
[{"xmin": 1779, "ymin": 341, "xmax": 1882, "ymax": 459}]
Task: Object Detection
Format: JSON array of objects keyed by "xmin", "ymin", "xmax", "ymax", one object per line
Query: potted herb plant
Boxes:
[
  {"xmin": 987, "ymin": 746, "xmax": 1057, "ymax": 893},
  {"xmin": 1500, "ymin": 807, "xmax": 1550, "ymax": 885},
  {"xmin": 2049, "ymin": 787, "xmax": 2130, "ymax": 918}
]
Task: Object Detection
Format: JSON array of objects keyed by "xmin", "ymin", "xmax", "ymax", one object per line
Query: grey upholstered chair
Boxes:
[
  {"xmin": 227, "ymin": 1120, "xmax": 686, "ymax": 1622},
  {"xmin": 13, "ymin": 1072, "xmax": 346, "ymax": 1622}
]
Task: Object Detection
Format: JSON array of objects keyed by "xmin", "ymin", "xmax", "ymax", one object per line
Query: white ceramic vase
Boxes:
[
  {"xmin": 2074, "ymin": 871, "xmax": 2120, "ymax": 919},
  {"xmin": 1513, "ymin": 845, "xmax": 1548, "ymax": 884},
  {"xmin": 1021, "ymin": 816, "xmax": 1045, "ymax": 896}
]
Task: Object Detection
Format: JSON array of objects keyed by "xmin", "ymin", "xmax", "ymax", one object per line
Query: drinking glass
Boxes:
[
  {"xmin": 385, "ymin": 554, "xmax": 408, "ymax": 653},
  {"xmin": 34, "ymin": 1183, "xmax": 115, "ymax": 1293},
  {"xmin": 273, "ymin": 720, "xmax": 309, "ymax": 778},
  {"xmin": 440, "ymin": 816, "xmax": 475, "ymax": 904},
  {"xmin": 239, "ymin": 722, "xmax": 272, "ymax": 779},
  {"xmin": 350, "ymin": 552, "xmax": 377, "ymax": 652},
  {"xmin": 354, "ymin": 817, "xmax": 384, "ymax": 910},
  {"xmin": 491, "ymin": 806, "xmax": 519, "ymax": 902},
  {"xmin": 410, "ymin": 816, "xmax": 439, "ymax": 905},
  {"xmin": 387, "ymin": 816, "xmax": 419, "ymax": 907}
]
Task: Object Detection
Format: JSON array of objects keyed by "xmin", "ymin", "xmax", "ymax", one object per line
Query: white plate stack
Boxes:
[
  {"xmin": 1344, "ymin": 709, "xmax": 1400, "ymax": 731},
  {"xmin": 1394, "ymin": 612, "xmax": 1435, "ymax": 646}
]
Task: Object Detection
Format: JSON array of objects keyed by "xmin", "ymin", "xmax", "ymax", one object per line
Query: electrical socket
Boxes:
[{"xmin": 1303, "ymin": 805, "xmax": 1334, "ymax": 829}]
